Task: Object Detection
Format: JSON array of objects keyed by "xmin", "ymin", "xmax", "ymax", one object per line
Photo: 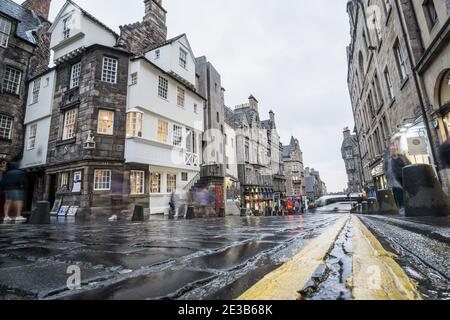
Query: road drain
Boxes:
[{"xmin": 300, "ymin": 217, "xmax": 353, "ymax": 300}]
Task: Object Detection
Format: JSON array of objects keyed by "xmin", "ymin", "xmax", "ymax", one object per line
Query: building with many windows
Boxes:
[
  {"xmin": 346, "ymin": 0, "xmax": 449, "ymax": 194},
  {"xmin": 0, "ymin": 0, "xmax": 51, "ymax": 163},
  {"xmin": 282, "ymin": 136, "xmax": 305, "ymax": 197},
  {"xmin": 125, "ymin": 34, "xmax": 205, "ymax": 215},
  {"xmin": 341, "ymin": 127, "xmax": 363, "ymax": 193}
]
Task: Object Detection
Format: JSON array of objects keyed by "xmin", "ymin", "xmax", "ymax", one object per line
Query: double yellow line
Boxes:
[{"xmin": 238, "ymin": 215, "xmax": 421, "ymax": 300}]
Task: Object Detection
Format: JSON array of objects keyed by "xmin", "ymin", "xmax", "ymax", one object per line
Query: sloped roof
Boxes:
[
  {"xmin": 145, "ymin": 33, "xmax": 186, "ymax": 52},
  {"xmin": 282, "ymin": 136, "xmax": 300, "ymax": 157},
  {"xmin": 232, "ymin": 107, "xmax": 260, "ymax": 128},
  {"xmin": 0, "ymin": 0, "xmax": 47, "ymax": 44}
]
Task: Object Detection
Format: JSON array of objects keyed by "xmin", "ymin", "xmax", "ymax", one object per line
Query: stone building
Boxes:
[
  {"xmin": 0, "ymin": 0, "xmax": 51, "ymax": 163},
  {"xmin": 341, "ymin": 127, "xmax": 363, "ymax": 193},
  {"xmin": 20, "ymin": 0, "xmax": 170, "ymax": 217},
  {"xmin": 305, "ymin": 167, "xmax": 326, "ymax": 202},
  {"xmin": 232, "ymin": 95, "xmax": 273, "ymax": 213},
  {"xmin": 282, "ymin": 136, "xmax": 305, "ymax": 197},
  {"xmin": 261, "ymin": 111, "xmax": 286, "ymax": 208},
  {"xmin": 346, "ymin": 0, "xmax": 449, "ymax": 194}
]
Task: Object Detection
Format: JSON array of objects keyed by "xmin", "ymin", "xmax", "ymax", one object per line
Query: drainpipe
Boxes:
[{"xmin": 393, "ymin": 0, "xmax": 442, "ymax": 182}]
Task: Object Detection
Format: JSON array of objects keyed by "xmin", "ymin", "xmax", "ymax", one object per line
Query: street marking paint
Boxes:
[
  {"xmin": 237, "ymin": 216, "xmax": 349, "ymax": 300},
  {"xmin": 351, "ymin": 216, "xmax": 421, "ymax": 300}
]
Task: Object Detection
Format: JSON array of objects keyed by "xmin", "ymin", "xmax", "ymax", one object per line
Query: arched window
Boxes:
[{"xmin": 439, "ymin": 69, "xmax": 450, "ymax": 107}]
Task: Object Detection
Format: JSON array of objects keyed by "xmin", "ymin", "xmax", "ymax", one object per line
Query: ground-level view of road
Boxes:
[{"xmin": 0, "ymin": 213, "xmax": 448, "ymax": 300}]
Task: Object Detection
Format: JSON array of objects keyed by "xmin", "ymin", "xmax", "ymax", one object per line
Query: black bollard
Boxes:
[
  {"xmin": 185, "ymin": 206, "xmax": 195, "ymax": 219},
  {"xmin": 367, "ymin": 198, "xmax": 379, "ymax": 215},
  {"xmin": 361, "ymin": 201, "xmax": 368, "ymax": 214},
  {"xmin": 132, "ymin": 204, "xmax": 144, "ymax": 222},
  {"xmin": 29, "ymin": 201, "xmax": 51, "ymax": 224},
  {"xmin": 377, "ymin": 190, "xmax": 399, "ymax": 215},
  {"xmin": 403, "ymin": 164, "xmax": 450, "ymax": 217}
]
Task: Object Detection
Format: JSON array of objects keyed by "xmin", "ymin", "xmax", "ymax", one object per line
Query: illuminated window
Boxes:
[
  {"xmin": 94, "ymin": 170, "xmax": 111, "ymax": 191},
  {"xmin": 97, "ymin": 110, "xmax": 114, "ymax": 135},
  {"xmin": 177, "ymin": 87, "xmax": 185, "ymax": 107},
  {"xmin": 150, "ymin": 172, "xmax": 161, "ymax": 193},
  {"xmin": 167, "ymin": 174, "xmax": 177, "ymax": 193},
  {"xmin": 157, "ymin": 119, "xmax": 168, "ymax": 143},
  {"xmin": 126, "ymin": 112, "xmax": 143, "ymax": 138},
  {"xmin": 130, "ymin": 170, "xmax": 145, "ymax": 195},
  {"xmin": 62, "ymin": 109, "xmax": 77, "ymax": 140}
]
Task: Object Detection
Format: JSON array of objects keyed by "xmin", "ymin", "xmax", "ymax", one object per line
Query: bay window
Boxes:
[
  {"xmin": 157, "ymin": 119, "xmax": 168, "ymax": 143},
  {"xmin": 126, "ymin": 112, "xmax": 143, "ymax": 138}
]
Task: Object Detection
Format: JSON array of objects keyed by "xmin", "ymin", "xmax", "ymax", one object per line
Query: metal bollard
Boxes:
[
  {"xmin": 29, "ymin": 201, "xmax": 51, "ymax": 225},
  {"xmin": 376, "ymin": 190, "xmax": 400, "ymax": 215},
  {"xmin": 403, "ymin": 164, "xmax": 450, "ymax": 217}
]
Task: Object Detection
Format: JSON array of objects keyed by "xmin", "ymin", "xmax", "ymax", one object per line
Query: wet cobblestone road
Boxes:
[{"xmin": 0, "ymin": 214, "xmax": 343, "ymax": 300}]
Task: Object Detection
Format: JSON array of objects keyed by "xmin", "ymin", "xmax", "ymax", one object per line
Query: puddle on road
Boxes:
[{"xmin": 300, "ymin": 217, "xmax": 353, "ymax": 300}]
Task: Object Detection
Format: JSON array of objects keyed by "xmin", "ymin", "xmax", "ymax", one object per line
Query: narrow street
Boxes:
[{"xmin": 0, "ymin": 212, "xmax": 448, "ymax": 300}]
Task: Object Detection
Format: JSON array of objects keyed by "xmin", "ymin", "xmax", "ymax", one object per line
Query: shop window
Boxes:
[{"xmin": 130, "ymin": 170, "xmax": 145, "ymax": 195}]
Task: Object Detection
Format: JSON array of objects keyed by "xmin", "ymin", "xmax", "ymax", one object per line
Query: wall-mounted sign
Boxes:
[{"xmin": 407, "ymin": 137, "xmax": 428, "ymax": 155}]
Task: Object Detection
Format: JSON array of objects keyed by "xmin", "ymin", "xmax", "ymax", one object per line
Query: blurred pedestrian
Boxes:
[
  {"xmin": 1, "ymin": 162, "xmax": 27, "ymax": 222},
  {"xmin": 439, "ymin": 137, "xmax": 450, "ymax": 168},
  {"xmin": 0, "ymin": 160, "xmax": 7, "ymax": 220},
  {"xmin": 383, "ymin": 143, "xmax": 411, "ymax": 213}
]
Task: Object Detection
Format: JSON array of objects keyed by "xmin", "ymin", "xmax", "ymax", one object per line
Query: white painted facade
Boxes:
[
  {"xmin": 48, "ymin": 1, "xmax": 117, "ymax": 62},
  {"xmin": 21, "ymin": 70, "xmax": 56, "ymax": 169},
  {"xmin": 224, "ymin": 122, "xmax": 238, "ymax": 179},
  {"xmin": 125, "ymin": 36, "xmax": 205, "ymax": 215}
]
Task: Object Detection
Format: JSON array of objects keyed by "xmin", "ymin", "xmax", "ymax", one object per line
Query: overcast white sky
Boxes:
[{"xmin": 15, "ymin": 0, "xmax": 354, "ymax": 192}]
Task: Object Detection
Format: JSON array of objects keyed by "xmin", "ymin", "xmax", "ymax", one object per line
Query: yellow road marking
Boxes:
[
  {"xmin": 351, "ymin": 216, "xmax": 421, "ymax": 300},
  {"xmin": 237, "ymin": 216, "xmax": 349, "ymax": 300}
]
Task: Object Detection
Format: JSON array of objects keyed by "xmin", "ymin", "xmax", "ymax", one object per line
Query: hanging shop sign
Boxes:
[{"xmin": 371, "ymin": 162, "xmax": 384, "ymax": 178}]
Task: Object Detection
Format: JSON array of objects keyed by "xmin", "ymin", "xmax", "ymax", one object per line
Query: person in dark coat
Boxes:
[
  {"xmin": 0, "ymin": 162, "xmax": 27, "ymax": 222},
  {"xmin": 383, "ymin": 143, "xmax": 411, "ymax": 213},
  {"xmin": 439, "ymin": 138, "xmax": 450, "ymax": 168}
]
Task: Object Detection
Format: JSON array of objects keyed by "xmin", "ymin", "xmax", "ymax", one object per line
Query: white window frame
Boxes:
[
  {"xmin": 179, "ymin": 48, "xmax": 188, "ymax": 69},
  {"xmin": 150, "ymin": 172, "xmax": 161, "ymax": 193},
  {"xmin": 158, "ymin": 76, "xmax": 169, "ymax": 99},
  {"xmin": 31, "ymin": 78, "xmax": 41, "ymax": 104},
  {"xmin": 63, "ymin": 16, "xmax": 71, "ymax": 39},
  {"xmin": 0, "ymin": 114, "xmax": 13, "ymax": 140},
  {"xmin": 97, "ymin": 109, "xmax": 114, "ymax": 135},
  {"xmin": 155, "ymin": 49, "xmax": 160, "ymax": 59},
  {"xmin": 167, "ymin": 174, "xmax": 177, "ymax": 193},
  {"xmin": 94, "ymin": 170, "xmax": 112, "ymax": 191},
  {"xmin": 130, "ymin": 170, "xmax": 145, "ymax": 195},
  {"xmin": 70, "ymin": 62, "xmax": 81, "ymax": 89},
  {"xmin": 173, "ymin": 124, "xmax": 183, "ymax": 147},
  {"xmin": 60, "ymin": 172, "xmax": 69, "ymax": 188},
  {"xmin": 3, "ymin": 67, "xmax": 22, "ymax": 95},
  {"xmin": 157, "ymin": 119, "xmax": 168, "ymax": 143},
  {"xmin": 130, "ymin": 72, "xmax": 138, "ymax": 86},
  {"xmin": 101, "ymin": 57, "xmax": 118, "ymax": 84},
  {"xmin": 177, "ymin": 87, "xmax": 185, "ymax": 107},
  {"xmin": 394, "ymin": 42, "xmax": 407, "ymax": 81},
  {"xmin": 27, "ymin": 123, "xmax": 38, "ymax": 150},
  {"xmin": 0, "ymin": 17, "xmax": 12, "ymax": 48},
  {"xmin": 126, "ymin": 112, "xmax": 143, "ymax": 138},
  {"xmin": 62, "ymin": 109, "xmax": 77, "ymax": 140}
]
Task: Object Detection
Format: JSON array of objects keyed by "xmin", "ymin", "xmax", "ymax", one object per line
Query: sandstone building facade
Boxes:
[
  {"xmin": 282, "ymin": 137, "xmax": 305, "ymax": 197},
  {"xmin": 341, "ymin": 127, "xmax": 363, "ymax": 193}
]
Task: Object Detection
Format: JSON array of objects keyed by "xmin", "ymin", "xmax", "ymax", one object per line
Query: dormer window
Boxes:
[
  {"xmin": 179, "ymin": 48, "xmax": 187, "ymax": 69},
  {"xmin": 0, "ymin": 17, "xmax": 12, "ymax": 48},
  {"xmin": 63, "ymin": 16, "xmax": 71, "ymax": 40}
]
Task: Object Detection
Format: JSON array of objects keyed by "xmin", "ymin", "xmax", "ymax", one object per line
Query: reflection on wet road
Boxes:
[{"xmin": 0, "ymin": 214, "xmax": 343, "ymax": 300}]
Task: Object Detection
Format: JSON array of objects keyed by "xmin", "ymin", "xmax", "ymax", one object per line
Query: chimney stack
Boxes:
[
  {"xmin": 343, "ymin": 127, "xmax": 351, "ymax": 139},
  {"xmin": 248, "ymin": 95, "xmax": 258, "ymax": 110},
  {"xmin": 21, "ymin": 0, "xmax": 51, "ymax": 20}
]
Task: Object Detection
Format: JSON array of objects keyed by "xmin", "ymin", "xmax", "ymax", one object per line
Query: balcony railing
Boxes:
[
  {"xmin": 185, "ymin": 152, "xmax": 199, "ymax": 167},
  {"xmin": 201, "ymin": 164, "xmax": 225, "ymax": 178}
]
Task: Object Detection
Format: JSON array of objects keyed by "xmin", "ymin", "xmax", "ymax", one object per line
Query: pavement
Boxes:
[{"xmin": 0, "ymin": 212, "xmax": 448, "ymax": 300}]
